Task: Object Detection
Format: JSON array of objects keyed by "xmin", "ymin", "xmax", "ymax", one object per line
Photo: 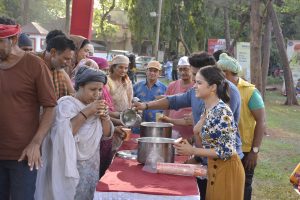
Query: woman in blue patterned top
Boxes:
[{"xmin": 174, "ymin": 65, "xmax": 245, "ymax": 200}]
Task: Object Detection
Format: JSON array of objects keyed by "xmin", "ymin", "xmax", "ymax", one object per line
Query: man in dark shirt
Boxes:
[{"xmin": 0, "ymin": 17, "xmax": 57, "ymax": 200}]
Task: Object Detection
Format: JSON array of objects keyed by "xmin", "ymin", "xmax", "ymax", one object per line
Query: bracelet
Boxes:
[
  {"xmin": 145, "ymin": 103, "xmax": 149, "ymax": 110},
  {"xmin": 79, "ymin": 111, "xmax": 88, "ymax": 120}
]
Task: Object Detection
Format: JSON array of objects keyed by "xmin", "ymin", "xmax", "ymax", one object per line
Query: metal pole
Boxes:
[{"xmin": 154, "ymin": 0, "xmax": 163, "ymax": 60}]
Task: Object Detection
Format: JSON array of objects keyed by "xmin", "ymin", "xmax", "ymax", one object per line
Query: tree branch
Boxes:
[
  {"xmin": 175, "ymin": 4, "xmax": 191, "ymax": 55},
  {"xmin": 100, "ymin": 0, "xmax": 116, "ymax": 37},
  {"xmin": 228, "ymin": 9, "xmax": 249, "ymax": 54}
]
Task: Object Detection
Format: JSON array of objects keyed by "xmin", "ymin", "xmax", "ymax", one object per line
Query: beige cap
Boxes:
[
  {"xmin": 111, "ymin": 55, "xmax": 130, "ymax": 65},
  {"xmin": 147, "ymin": 61, "xmax": 161, "ymax": 70}
]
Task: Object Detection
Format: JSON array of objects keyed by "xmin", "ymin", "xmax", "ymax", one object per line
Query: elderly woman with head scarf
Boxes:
[
  {"xmin": 89, "ymin": 56, "xmax": 132, "ymax": 177},
  {"xmin": 107, "ymin": 55, "xmax": 133, "ymax": 113},
  {"xmin": 35, "ymin": 66, "xmax": 114, "ymax": 200},
  {"xmin": 75, "ymin": 57, "xmax": 113, "ymax": 111},
  {"xmin": 75, "ymin": 57, "xmax": 128, "ymax": 177}
]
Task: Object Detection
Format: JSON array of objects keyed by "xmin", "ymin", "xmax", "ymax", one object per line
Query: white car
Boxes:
[{"xmin": 135, "ymin": 56, "xmax": 155, "ymax": 74}]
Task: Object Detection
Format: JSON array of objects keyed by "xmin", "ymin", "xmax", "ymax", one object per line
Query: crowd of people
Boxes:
[{"xmin": 0, "ymin": 16, "xmax": 266, "ymax": 200}]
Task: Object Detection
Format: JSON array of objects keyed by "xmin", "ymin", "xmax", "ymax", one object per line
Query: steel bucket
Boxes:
[
  {"xmin": 140, "ymin": 122, "xmax": 173, "ymax": 138},
  {"xmin": 120, "ymin": 109, "xmax": 142, "ymax": 127},
  {"xmin": 137, "ymin": 137, "xmax": 175, "ymax": 164}
]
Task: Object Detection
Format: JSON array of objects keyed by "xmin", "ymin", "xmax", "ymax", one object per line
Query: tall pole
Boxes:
[{"xmin": 154, "ymin": 0, "xmax": 163, "ymax": 60}]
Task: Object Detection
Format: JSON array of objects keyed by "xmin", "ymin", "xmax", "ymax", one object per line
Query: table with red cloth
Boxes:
[{"xmin": 94, "ymin": 135, "xmax": 200, "ymax": 200}]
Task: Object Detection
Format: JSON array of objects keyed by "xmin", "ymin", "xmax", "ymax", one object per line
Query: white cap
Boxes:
[{"xmin": 178, "ymin": 56, "xmax": 189, "ymax": 66}]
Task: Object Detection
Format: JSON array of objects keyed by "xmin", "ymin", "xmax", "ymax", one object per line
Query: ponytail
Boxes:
[
  {"xmin": 199, "ymin": 65, "xmax": 230, "ymax": 103},
  {"xmin": 217, "ymin": 80, "xmax": 230, "ymax": 103}
]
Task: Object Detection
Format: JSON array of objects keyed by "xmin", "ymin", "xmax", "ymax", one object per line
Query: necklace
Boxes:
[{"xmin": 204, "ymin": 99, "xmax": 220, "ymax": 115}]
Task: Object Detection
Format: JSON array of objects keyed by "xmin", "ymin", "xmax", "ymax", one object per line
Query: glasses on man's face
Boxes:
[{"xmin": 178, "ymin": 67, "xmax": 189, "ymax": 72}]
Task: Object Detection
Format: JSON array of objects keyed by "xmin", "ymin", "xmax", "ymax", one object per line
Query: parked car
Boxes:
[
  {"xmin": 135, "ymin": 56, "xmax": 155, "ymax": 74},
  {"xmin": 107, "ymin": 50, "xmax": 131, "ymax": 62}
]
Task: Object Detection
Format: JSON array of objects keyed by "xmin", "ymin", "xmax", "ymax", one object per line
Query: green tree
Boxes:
[
  {"xmin": 93, "ymin": 0, "xmax": 126, "ymax": 51},
  {"xmin": 126, "ymin": 0, "xmax": 206, "ymax": 56},
  {"xmin": 0, "ymin": 0, "xmax": 65, "ymax": 25}
]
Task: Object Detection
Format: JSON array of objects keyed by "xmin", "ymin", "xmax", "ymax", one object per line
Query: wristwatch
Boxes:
[{"xmin": 252, "ymin": 147, "xmax": 259, "ymax": 153}]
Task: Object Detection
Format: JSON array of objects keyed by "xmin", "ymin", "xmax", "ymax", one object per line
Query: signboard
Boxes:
[
  {"xmin": 236, "ymin": 42, "xmax": 251, "ymax": 81},
  {"xmin": 157, "ymin": 51, "xmax": 164, "ymax": 62},
  {"xmin": 286, "ymin": 40, "xmax": 300, "ymax": 87},
  {"xmin": 207, "ymin": 39, "xmax": 226, "ymax": 54}
]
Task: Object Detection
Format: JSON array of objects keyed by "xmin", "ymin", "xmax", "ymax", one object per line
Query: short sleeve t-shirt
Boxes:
[
  {"xmin": 0, "ymin": 53, "xmax": 57, "ymax": 160},
  {"xmin": 165, "ymin": 80, "xmax": 194, "ymax": 138},
  {"xmin": 248, "ymin": 89, "xmax": 264, "ymax": 110}
]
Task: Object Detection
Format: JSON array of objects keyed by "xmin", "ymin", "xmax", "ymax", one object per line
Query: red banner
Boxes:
[
  {"xmin": 70, "ymin": 0, "xmax": 94, "ymax": 39},
  {"xmin": 207, "ymin": 39, "xmax": 226, "ymax": 54}
]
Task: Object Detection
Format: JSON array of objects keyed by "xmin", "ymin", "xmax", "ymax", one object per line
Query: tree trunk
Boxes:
[
  {"xmin": 268, "ymin": 1, "xmax": 298, "ymax": 105},
  {"xmin": 175, "ymin": 5, "xmax": 191, "ymax": 55},
  {"xmin": 21, "ymin": 0, "xmax": 29, "ymax": 25},
  {"xmin": 261, "ymin": 6, "xmax": 272, "ymax": 100},
  {"xmin": 65, "ymin": 0, "xmax": 72, "ymax": 34},
  {"xmin": 229, "ymin": 10, "xmax": 249, "ymax": 55},
  {"xmin": 224, "ymin": 4, "xmax": 230, "ymax": 50},
  {"xmin": 250, "ymin": 0, "xmax": 263, "ymax": 93}
]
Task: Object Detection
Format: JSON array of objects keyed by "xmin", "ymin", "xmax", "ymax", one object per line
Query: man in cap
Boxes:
[
  {"xmin": 18, "ymin": 33, "xmax": 33, "ymax": 52},
  {"xmin": 133, "ymin": 60, "xmax": 167, "ymax": 124},
  {"xmin": 160, "ymin": 56, "xmax": 194, "ymax": 139},
  {"xmin": 217, "ymin": 53, "xmax": 265, "ymax": 200},
  {"xmin": 0, "ymin": 17, "xmax": 57, "ymax": 199}
]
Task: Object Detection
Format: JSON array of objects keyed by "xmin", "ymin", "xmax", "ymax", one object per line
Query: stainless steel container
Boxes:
[
  {"xmin": 140, "ymin": 122, "xmax": 173, "ymax": 138},
  {"xmin": 120, "ymin": 109, "xmax": 142, "ymax": 127},
  {"xmin": 137, "ymin": 137, "xmax": 175, "ymax": 164}
]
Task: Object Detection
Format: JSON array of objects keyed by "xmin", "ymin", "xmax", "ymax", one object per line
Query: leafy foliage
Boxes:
[
  {"xmin": 93, "ymin": 6, "xmax": 119, "ymax": 39},
  {"xmin": 125, "ymin": 0, "xmax": 253, "ymax": 55},
  {"xmin": 276, "ymin": 0, "xmax": 300, "ymax": 40},
  {"xmin": 0, "ymin": 0, "xmax": 65, "ymax": 25},
  {"xmin": 0, "ymin": 0, "xmax": 22, "ymax": 22},
  {"xmin": 126, "ymin": 0, "xmax": 206, "ymax": 55}
]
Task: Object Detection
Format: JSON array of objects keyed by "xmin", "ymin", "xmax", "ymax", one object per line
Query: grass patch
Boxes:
[
  {"xmin": 264, "ymin": 91, "xmax": 300, "ymax": 134},
  {"xmin": 267, "ymin": 76, "xmax": 283, "ymax": 85},
  {"xmin": 252, "ymin": 91, "xmax": 300, "ymax": 200}
]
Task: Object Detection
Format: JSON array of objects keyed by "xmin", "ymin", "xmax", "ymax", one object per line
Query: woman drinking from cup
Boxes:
[{"xmin": 35, "ymin": 66, "xmax": 114, "ymax": 200}]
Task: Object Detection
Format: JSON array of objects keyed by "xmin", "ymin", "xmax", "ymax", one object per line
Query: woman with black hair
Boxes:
[
  {"xmin": 174, "ymin": 65, "xmax": 245, "ymax": 200},
  {"xmin": 69, "ymin": 34, "xmax": 91, "ymax": 76}
]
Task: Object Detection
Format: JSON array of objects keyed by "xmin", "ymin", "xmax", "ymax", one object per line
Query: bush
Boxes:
[{"xmin": 267, "ymin": 76, "xmax": 283, "ymax": 85}]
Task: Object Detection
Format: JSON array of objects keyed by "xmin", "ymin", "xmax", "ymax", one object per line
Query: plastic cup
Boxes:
[
  {"xmin": 155, "ymin": 113, "xmax": 163, "ymax": 122},
  {"xmin": 121, "ymin": 128, "xmax": 132, "ymax": 141}
]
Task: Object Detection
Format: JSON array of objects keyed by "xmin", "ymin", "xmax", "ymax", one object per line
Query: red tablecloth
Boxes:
[{"xmin": 96, "ymin": 135, "xmax": 199, "ymax": 196}]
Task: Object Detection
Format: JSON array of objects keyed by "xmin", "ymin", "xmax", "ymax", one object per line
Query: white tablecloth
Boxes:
[{"xmin": 94, "ymin": 191, "xmax": 200, "ymax": 200}]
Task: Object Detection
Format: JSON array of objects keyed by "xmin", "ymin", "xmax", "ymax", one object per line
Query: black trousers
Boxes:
[
  {"xmin": 172, "ymin": 69, "xmax": 178, "ymax": 81},
  {"xmin": 196, "ymin": 178, "xmax": 207, "ymax": 200},
  {"xmin": 242, "ymin": 152, "xmax": 255, "ymax": 200}
]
